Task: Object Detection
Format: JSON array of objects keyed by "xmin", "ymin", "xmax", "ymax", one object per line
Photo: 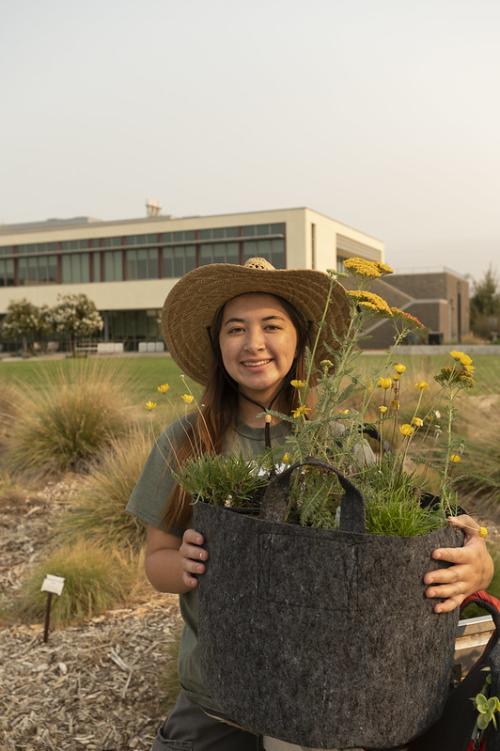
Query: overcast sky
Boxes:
[{"xmin": 1, "ymin": 0, "xmax": 499, "ymax": 281}]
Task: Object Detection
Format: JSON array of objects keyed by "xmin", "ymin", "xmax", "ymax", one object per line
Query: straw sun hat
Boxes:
[{"xmin": 161, "ymin": 257, "xmax": 350, "ymax": 385}]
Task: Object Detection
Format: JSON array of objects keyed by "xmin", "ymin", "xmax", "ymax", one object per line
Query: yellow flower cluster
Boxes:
[
  {"xmin": 390, "ymin": 307, "xmax": 426, "ymax": 329},
  {"xmin": 145, "ymin": 400, "xmax": 157, "ymax": 411},
  {"xmin": 435, "ymin": 351, "xmax": 475, "ymax": 388},
  {"xmin": 348, "ymin": 290, "xmax": 393, "ymax": 316},
  {"xmin": 344, "ymin": 257, "xmax": 394, "ymax": 278},
  {"xmin": 411, "ymin": 416, "xmax": 424, "ymax": 427},
  {"xmin": 181, "ymin": 393, "xmax": 194, "ymax": 404},
  {"xmin": 290, "ymin": 379, "xmax": 306, "ymax": 389},
  {"xmin": 449, "ymin": 454, "xmax": 462, "ymax": 463},
  {"xmin": 416, "ymin": 381, "xmax": 429, "ymax": 390},
  {"xmin": 377, "ymin": 377, "xmax": 392, "ymax": 390},
  {"xmin": 292, "ymin": 405, "xmax": 311, "ymax": 418},
  {"xmin": 394, "ymin": 363, "xmax": 406, "ymax": 374},
  {"xmin": 399, "ymin": 424, "xmax": 415, "ymax": 437},
  {"xmin": 157, "ymin": 383, "xmax": 170, "ymax": 394}
]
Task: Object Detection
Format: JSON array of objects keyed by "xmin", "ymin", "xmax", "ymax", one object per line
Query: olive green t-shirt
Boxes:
[{"xmin": 126, "ymin": 414, "xmax": 290, "ymax": 713}]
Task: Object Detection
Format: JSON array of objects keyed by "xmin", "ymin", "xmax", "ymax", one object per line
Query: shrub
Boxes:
[
  {"xmin": 57, "ymin": 428, "xmax": 153, "ymax": 551},
  {"xmin": 6, "ymin": 362, "xmax": 134, "ymax": 475},
  {"xmin": 12, "ymin": 541, "xmax": 134, "ymax": 627}
]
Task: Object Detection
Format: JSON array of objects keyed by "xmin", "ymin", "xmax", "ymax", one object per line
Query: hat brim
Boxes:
[{"xmin": 161, "ymin": 263, "xmax": 350, "ymax": 385}]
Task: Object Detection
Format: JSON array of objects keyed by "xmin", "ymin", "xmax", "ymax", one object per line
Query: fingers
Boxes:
[
  {"xmin": 433, "ymin": 593, "xmax": 466, "ymax": 614},
  {"xmin": 180, "ymin": 528, "xmax": 208, "ymax": 589}
]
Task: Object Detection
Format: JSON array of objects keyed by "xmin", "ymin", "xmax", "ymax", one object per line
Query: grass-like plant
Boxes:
[
  {"xmin": 12, "ymin": 541, "xmax": 134, "ymax": 627},
  {"xmin": 6, "ymin": 361, "xmax": 135, "ymax": 475},
  {"xmin": 175, "ymin": 453, "xmax": 269, "ymax": 509},
  {"xmin": 56, "ymin": 428, "xmax": 152, "ymax": 551}
]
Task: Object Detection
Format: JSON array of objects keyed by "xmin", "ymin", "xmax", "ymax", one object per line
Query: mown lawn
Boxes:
[{"xmin": 1, "ymin": 353, "xmax": 499, "ymax": 399}]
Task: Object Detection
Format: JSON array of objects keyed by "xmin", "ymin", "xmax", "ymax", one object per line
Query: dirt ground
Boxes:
[{"xmin": 0, "ymin": 478, "xmax": 182, "ymax": 751}]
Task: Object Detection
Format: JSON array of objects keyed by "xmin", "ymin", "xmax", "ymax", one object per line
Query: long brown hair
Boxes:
[{"xmin": 163, "ymin": 294, "xmax": 312, "ymax": 531}]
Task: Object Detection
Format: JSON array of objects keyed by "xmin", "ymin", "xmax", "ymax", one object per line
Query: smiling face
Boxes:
[{"xmin": 218, "ymin": 293, "xmax": 298, "ymax": 407}]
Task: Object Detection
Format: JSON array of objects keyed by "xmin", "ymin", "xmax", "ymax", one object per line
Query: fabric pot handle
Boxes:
[{"xmin": 259, "ymin": 456, "xmax": 366, "ymax": 534}]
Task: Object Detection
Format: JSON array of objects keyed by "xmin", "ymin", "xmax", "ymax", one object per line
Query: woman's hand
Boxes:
[
  {"xmin": 179, "ymin": 528, "xmax": 208, "ymax": 590},
  {"xmin": 424, "ymin": 515, "xmax": 494, "ymax": 613}
]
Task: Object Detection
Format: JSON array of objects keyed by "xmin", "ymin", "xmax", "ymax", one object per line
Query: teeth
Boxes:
[{"xmin": 242, "ymin": 360, "xmax": 271, "ymax": 367}]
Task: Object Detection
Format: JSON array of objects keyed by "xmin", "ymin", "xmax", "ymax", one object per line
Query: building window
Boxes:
[
  {"xmin": 18, "ymin": 255, "xmax": 58, "ymax": 285},
  {"xmin": 337, "ymin": 256, "xmax": 346, "ymax": 273},
  {"xmin": 104, "ymin": 251, "xmax": 123, "ymax": 281},
  {"xmin": 242, "ymin": 238, "xmax": 285, "ymax": 268},
  {"xmin": 0, "ymin": 246, "xmax": 14, "ymax": 256},
  {"xmin": 92, "ymin": 253, "xmax": 102, "ymax": 282},
  {"xmin": 199, "ymin": 242, "xmax": 239, "ymax": 266},
  {"xmin": 62, "ymin": 253, "xmax": 90, "ymax": 283},
  {"xmin": 162, "ymin": 245, "xmax": 196, "ymax": 278},
  {"xmin": 0, "ymin": 259, "xmax": 14, "ymax": 286},
  {"xmin": 126, "ymin": 248, "xmax": 159, "ymax": 280}
]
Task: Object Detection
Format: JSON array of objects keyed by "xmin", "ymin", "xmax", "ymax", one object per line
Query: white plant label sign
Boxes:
[{"xmin": 41, "ymin": 574, "xmax": 65, "ymax": 596}]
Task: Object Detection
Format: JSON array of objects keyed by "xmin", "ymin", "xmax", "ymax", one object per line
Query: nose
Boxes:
[{"xmin": 243, "ymin": 326, "xmax": 266, "ymax": 352}]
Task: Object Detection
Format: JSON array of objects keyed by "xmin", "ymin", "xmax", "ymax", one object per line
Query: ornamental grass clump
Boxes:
[
  {"xmin": 6, "ymin": 362, "xmax": 134, "ymax": 475},
  {"xmin": 12, "ymin": 541, "xmax": 133, "ymax": 627},
  {"xmin": 175, "ymin": 454, "xmax": 269, "ymax": 509},
  {"xmin": 56, "ymin": 427, "xmax": 153, "ymax": 552}
]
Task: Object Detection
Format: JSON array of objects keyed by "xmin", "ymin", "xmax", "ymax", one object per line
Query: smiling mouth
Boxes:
[{"xmin": 241, "ymin": 359, "xmax": 272, "ymax": 368}]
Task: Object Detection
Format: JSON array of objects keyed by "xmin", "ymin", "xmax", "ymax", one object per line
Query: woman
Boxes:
[{"xmin": 127, "ymin": 257, "xmax": 493, "ymax": 751}]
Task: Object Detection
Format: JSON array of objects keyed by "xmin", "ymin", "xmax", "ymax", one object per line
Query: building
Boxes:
[
  {"xmin": 0, "ymin": 207, "xmax": 384, "ymax": 349},
  {"xmin": 357, "ymin": 268, "xmax": 470, "ymax": 348}
]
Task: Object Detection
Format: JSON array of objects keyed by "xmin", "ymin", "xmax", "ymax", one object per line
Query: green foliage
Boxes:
[
  {"xmin": 56, "ymin": 428, "xmax": 152, "ymax": 551},
  {"xmin": 12, "ymin": 542, "xmax": 134, "ymax": 626},
  {"xmin": 50, "ymin": 293, "xmax": 103, "ymax": 338},
  {"xmin": 6, "ymin": 363, "xmax": 133, "ymax": 475},
  {"xmin": 360, "ymin": 461, "xmax": 446, "ymax": 537},
  {"xmin": 175, "ymin": 454, "xmax": 269, "ymax": 508},
  {"xmin": 0, "ymin": 299, "xmax": 52, "ymax": 352},
  {"xmin": 287, "ymin": 466, "xmax": 340, "ymax": 529},
  {"xmin": 470, "ymin": 266, "xmax": 500, "ymax": 341}
]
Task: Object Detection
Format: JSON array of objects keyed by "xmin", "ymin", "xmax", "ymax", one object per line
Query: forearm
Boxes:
[{"xmin": 145, "ymin": 547, "xmax": 192, "ymax": 594}]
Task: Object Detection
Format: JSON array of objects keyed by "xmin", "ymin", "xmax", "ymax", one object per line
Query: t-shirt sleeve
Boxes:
[{"xmin": 126, "ymin": 417, "xmax": 193, "ymax": 537}]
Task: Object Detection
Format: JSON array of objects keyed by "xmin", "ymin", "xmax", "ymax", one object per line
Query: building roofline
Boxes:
[{"xmin": 0, "ymin": 206, "xmax": 383, "ymax": 244}]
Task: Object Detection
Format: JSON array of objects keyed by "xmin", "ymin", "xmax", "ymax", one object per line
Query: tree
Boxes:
[
  {"xmin": 0, "ymin": 299, "xmax": 52, "ymax": 355},
  {"xmin": 470, "ymin": 266, "xmax": 500, "ymax": 341},
  {"xmin": 50, "ymin": 294, "xmax": 104, "ymax": 355}
]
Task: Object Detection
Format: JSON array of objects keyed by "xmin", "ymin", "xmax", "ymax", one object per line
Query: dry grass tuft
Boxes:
[
  {"xmin": 56, "ymin": 427, "xmax": 154, "ymax": 552},
  {"xmin": 5, "ymin": 362, "xmax": 136, "ymax": 476},
  {"xmin": 11, "ymin": 541, "xmax": 134, "ymax": 627}
]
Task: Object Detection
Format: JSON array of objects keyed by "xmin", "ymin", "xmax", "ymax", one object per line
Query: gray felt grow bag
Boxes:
[{"xmin": 192, "ymin": 459, "xmax": 464, "ymax": 750}]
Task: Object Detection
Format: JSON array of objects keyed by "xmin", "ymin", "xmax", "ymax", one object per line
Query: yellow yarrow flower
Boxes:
[
  {"xmin": 450, "ymin": 350, "xmax": 473, "ymax": 367},
  {"xmin": 394, "ymin": 363, "xmax": 406, "ymax": 374},
  {"xmin": 359, "ymin": 301, "xmax": 380, "ymax": 313},
  {"xmin": 400, "ymin": 424, "xmax": 415, "ymax": 437},
  {"xmin": 290, "ymin": 379, "xmax": 306, "ymax": 389},
  {"xmin": 157, "ymin": 383, "xmax": 170, "ymax": 394},
  {"xmin": 376, "ymin": 261, "xmax": 394, "ymax": 274},
  {"xmin": 449, "ymin": 454, "xmax": 462, "ymax": 463},
  {"xmin": 282, "ymin": 453, "xmax": 290, "ymax": 464},
  {"xmin": 348, "ymin": 290, "xmax": 393, "ymax": 316},
  {"xmin": 416, "ymin": 381, "xmax": 429, "ymax": 390},
  {"xmin": 344, "ymin": 257, "xmax": 382, "ymax": 278},
  {"xmin": 378, "ymin": 405, "xmax": 388, "ymax": 414},
  {"xmin": 411, "ymin": 416, "xmax": 424, "ymax": 427},
  {"xmin": 391, "ymin": 399, "xmax": 400, "ymax": 410},
  {"xmin": 479, "ymin": 527, "xmax": 488, "ymax": 538},
  {"xmin": 320, "ymin": 359, "xmax": 333, "ymax": 369},
  {"xmin": 181, "ymin": 394, "xmax": 194, "ymax": 404},
  {"xmin": 377, "ymin": 377, "xmax": 392, "ymax": 390},
  {"xmin": 291, "ymin": 405, "xmax": 311, "ymax": 418},
  {"xmin": 339, "ymin": 408, "xmax": 350, "ymax": 415},
  {"xmin": 145, "ymin": 400, "xmax": 157, "ymax": 411}
]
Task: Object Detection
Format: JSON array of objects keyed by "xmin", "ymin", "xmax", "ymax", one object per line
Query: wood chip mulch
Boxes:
[
  {"xmin": 1, "ymin": 477, "xmax": 183, "ymax": 751},
  {"xmin": 1, "ymin": 595, "xmax": 182, "ymax": 751}
]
